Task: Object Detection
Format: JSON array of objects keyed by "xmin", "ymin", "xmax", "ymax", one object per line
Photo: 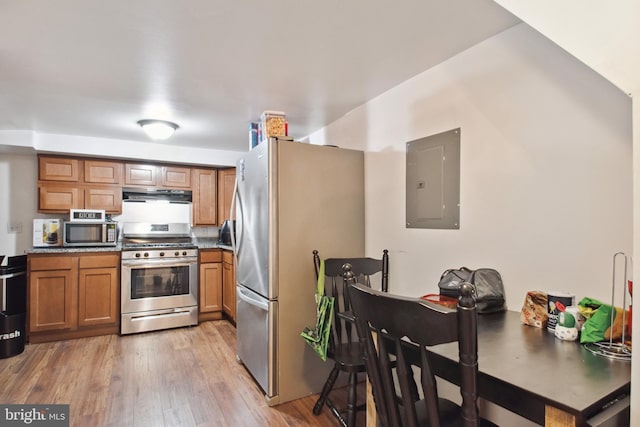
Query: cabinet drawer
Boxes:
[
  {"xmin": 200, "ymin": 250, "xmax": 222, "ymax": 263},
  {"xmin": 223, "ymin": 250, "xmax": 234, "ymax": 264},
  {"xmin": 78, "ymin": 253, "xmax": 120, "ymax": 269},
  {"xmin": 30, "ymin": 255, "xmax": 77, "ymax": 271}
]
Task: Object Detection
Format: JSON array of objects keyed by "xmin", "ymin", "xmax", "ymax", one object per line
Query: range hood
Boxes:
[
  {"xmin": 122, "ymin": 222, "xmax": 191, "ymax": 238},
  {"xmin": 122, "ymin": 187, "xmax": 192, "ymax": 203},
  {"xmin": 121, "ymin": 188, "xmax": 193, "ymax": 229}
]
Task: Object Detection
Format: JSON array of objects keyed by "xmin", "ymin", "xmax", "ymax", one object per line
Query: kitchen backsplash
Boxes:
[{"xmin": 191, "ymin": 226, "xmax": 218, "ymax": 238}]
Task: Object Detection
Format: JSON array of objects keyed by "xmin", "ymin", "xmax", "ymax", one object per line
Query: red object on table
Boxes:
[{"xmin": 421, "ymin": 294, "xmax": 458, "ymax": 309}]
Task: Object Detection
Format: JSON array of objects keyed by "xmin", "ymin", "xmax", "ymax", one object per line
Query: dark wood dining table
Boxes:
[{"xmin": 365, "ymin": 310, "xmax": 631, "ymax": 427}]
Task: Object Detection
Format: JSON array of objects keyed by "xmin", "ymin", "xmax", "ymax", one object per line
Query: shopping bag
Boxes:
[{"xmin": 301, "ymin": 259, "xmax": 334, "ymax": 361}]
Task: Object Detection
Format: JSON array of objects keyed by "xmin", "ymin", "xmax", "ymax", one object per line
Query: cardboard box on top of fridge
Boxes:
[{"xmin": 260, "ymin": 111, "xmax": 287, "ymax": 140}]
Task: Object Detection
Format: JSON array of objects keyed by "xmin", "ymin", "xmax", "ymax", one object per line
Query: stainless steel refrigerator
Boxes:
[{"xmin": 232, "ymin": 137, "xmax": 364, "ymax": 405}]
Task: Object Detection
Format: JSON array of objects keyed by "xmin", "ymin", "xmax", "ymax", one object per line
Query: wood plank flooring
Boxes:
[{"xmin": 0, "ymin": 321, "xmax": 365, "ymax": 427}]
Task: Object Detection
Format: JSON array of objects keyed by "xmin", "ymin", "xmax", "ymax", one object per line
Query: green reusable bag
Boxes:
[
  {"xmin": 579, "ymin": 297, "xmax": 626, "ymax": 344},
  {"xmin": 301, "ymin": 259, "xmax": 334, "ymax": 361}
]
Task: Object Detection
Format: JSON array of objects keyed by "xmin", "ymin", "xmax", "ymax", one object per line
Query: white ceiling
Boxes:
[{"xmin": 0, "ymin": 0, "xmax": 519, "ymax": 152}]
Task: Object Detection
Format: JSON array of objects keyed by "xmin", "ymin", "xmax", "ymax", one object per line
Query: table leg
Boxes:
[
  {"xmin": 366, "ymin": 377, "xmax": 376, "ymax": 427},
  {"xmin": 545, "ymin": 405, "xmax": 577, "ymax": 427}
]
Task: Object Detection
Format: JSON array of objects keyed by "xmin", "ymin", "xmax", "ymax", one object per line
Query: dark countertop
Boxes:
[
  {"xmin": 426, "ymin": 310, "xmax": 631, "ymax": 424},
  {"xmin": 26, "ymin": 239, "xmax": 234, "ymax": 254}
]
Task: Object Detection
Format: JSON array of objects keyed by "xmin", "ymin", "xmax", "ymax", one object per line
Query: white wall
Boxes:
[
  {"xmin": 493, "ymin": 0, "xmax": 640, "ymax": 96},
  {"xmin": 32, "ymin": 133, "xmax": 244, "ymax": 168},
  {"xmin": 311, "ymin": 23, "xmax": 632, "ymax": 307},
  {"xmin": 0, "ymin": 130, "xmax": 245, "ymax": 258},
  {"xmin": 0, "ymin": 151, "xmax": 38, "ymax": 257},
  {"xmin": 310, "ymin": 24, "xmax": 632, "ymax": 424},
  {"xmin": 487, "ymin": 2, "xmax": 640, "ymax": 424}
]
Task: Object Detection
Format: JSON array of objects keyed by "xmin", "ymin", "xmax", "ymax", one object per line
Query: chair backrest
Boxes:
[
  {"xmin": 312, "ymin": 249, "xmax": 389, "ymax": 351},
  {"xmin": 347, "ymin": 282, "xmax": 479, "ymax": 427}
]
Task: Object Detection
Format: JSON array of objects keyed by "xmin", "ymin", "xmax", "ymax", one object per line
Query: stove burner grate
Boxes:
[{"xmin": 121, "ymin": 237, "xmax": 197, "ymax": 250}]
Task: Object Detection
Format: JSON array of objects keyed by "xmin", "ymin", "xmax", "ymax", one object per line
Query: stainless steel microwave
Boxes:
[{"xmin": 63, "ymin": 221, "xmax": 118, "ymax": 247}]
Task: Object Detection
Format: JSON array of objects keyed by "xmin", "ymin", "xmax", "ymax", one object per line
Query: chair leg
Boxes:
[
  {"xmin": 313, "ymin": 364, "xmax": 340, "ymax": 415},
  {"xmin": 346, "ymin": 372, "xmax": 358, "ymax": 427}
]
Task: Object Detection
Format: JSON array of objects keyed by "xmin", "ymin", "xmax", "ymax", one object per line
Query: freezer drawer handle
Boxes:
[{"xmin": 237, "ymin": 287, "xmax": 269, "ymax": 311}]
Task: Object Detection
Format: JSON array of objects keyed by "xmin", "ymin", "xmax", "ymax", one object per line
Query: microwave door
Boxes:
[
  {"xmin": 67, "ymin": 223, "xmax": 99, "ymax": 244},
  {"xmin": 63, "ymin": 222, "xmax": 116, "ymax": 246}
]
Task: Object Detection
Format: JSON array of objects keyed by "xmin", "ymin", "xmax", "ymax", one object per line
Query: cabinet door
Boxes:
[
  {"xmin": 39, "ymin": 184, "xmax": 84, "ymax": 211},
  {"xmin": 199, "ymin": 262, "xmax": 222, "ymax": 313},
  {"xmin": 193, "ymin": 168, "xmax": 217, "ymax": 225},
  {"xmin": 125, "ymin": 163, "xmax": 157, "ymax": 186},
  {"xmin": 78, "ymin": 254, "xmax": 120, "ymax": 327},
  {"xmin": 162, "ymin": 166, "xmax": 192, "ymax": 188},
  {"xmin": 222, "ymin": 251, "xmax": 236, "ymax": 321},
  {"xmin": 29, "ymin": 257, "xmax": 78, "ymax": 332},
  {"xmin": 78, "ymin": 266, "xmax": 119, "ymax": 326},
  {"xmin": 84, "ymin": 160, "xmax": 123, "ymax": 184},
  {"xmin": 85, "ymin": 186, "xmax": 123, "ymax": 213},
  {"xmin": 217, "ymin": 168, "xmax": 236, "ymax": 225},
  {"xmin": 39, "ymin": 156, "xmax": 79, "ymax": 182}
]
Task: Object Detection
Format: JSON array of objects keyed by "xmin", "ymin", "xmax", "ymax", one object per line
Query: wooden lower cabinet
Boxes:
[
  {"xmin": 222, "ymin": 250, "xmax": 236, "ymax": 322},
  {"xmin": 28, "ymin": 252, "xmax": 120, "ymax": 343},
  {"xmin": 29, "ymin": 256, "xmax": 78, "ymax": 332},
  {"xmin": 199, "ymin": 249, "xmax": 223, "ymax": 322},
  {"xmin": 78, "ymin": 254, "xmax": 120, "ymax": 327}
]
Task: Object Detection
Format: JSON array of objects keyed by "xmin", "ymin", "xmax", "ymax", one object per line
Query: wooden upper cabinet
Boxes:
[
  {"xmin": 39, "ymin": 184, "xmax": 84, "ymax": 211},
  {"xmin": 85, "ymin": 187, "xmax": 122, "ymax": 212},
  {"xmin": 125, "ymin": 163, "xmax": 192, "ymax": 189},
  {"xmin": 84, "ymin": 160, "xmax": 123, "ymax": 184},
  {"xmin": 217, "ymin": 168, "xmax": 236, "ymax": 225},
  {"xmin": 162, "ymin": 166, "xmax": 191, "ymax": 188},
  {"xmin": 125, "ymin": 163, "xmax": 157, "ymax": 187},
  {"xmin": 39, "ymin": 156, "xmax": 79, "ymax": 182},
  {"xmin": 193, "ymin": 168, "xmax": 217, "ymax": 225}
]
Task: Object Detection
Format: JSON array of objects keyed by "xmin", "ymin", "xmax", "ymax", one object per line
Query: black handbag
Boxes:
[{"xmin": 438, "ymin": 267, "xmax": 506, "ymax": 314}]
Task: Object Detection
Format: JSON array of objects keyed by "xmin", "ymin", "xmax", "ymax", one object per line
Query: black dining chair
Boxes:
[
  {"xmin": 347, "ymin": 281, "xmax": 497, "ymax": 427},
  {"xmin": 311, "ymin": 249, "xmax": 389, "ymax": 427}
]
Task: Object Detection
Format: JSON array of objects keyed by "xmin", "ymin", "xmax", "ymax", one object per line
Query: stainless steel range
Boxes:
[{"xmin": 120, "ymin": 188, "xmax": 198, "ymax": 335}]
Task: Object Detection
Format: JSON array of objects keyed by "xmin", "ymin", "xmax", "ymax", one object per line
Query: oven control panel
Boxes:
[{"xmin": 122, "ymin": 248, "xmax": 198, "ymax": 260}]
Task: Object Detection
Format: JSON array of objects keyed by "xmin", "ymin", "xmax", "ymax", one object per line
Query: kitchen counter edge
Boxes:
[{"xmin": 26, "ymin": 240, "xmax": 233, "ymax": 254}]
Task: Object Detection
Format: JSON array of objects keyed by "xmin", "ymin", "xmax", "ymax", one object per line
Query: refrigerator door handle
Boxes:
[
  {"xmin": 230, "ymin": 175, "xmax": 240, "ymax": 265},
  {"xmin": 237, "ymin": 286, "xmax": 269, "ymax": 311}
]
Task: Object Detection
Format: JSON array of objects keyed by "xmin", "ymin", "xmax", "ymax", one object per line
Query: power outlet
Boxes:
[{"xmin": 7, "ymin": 222, "xmax": 23, "ymax": 234}]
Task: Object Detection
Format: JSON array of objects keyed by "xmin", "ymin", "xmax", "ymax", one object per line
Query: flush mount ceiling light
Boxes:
[{"xmin": 137, "ymin": 119, "xmax": 179, "ymax": 141}]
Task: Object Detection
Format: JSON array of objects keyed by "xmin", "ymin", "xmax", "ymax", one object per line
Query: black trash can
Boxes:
[{"xmin": 0, "ymin": 255, "xmax": 27, "ymax": 359}]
